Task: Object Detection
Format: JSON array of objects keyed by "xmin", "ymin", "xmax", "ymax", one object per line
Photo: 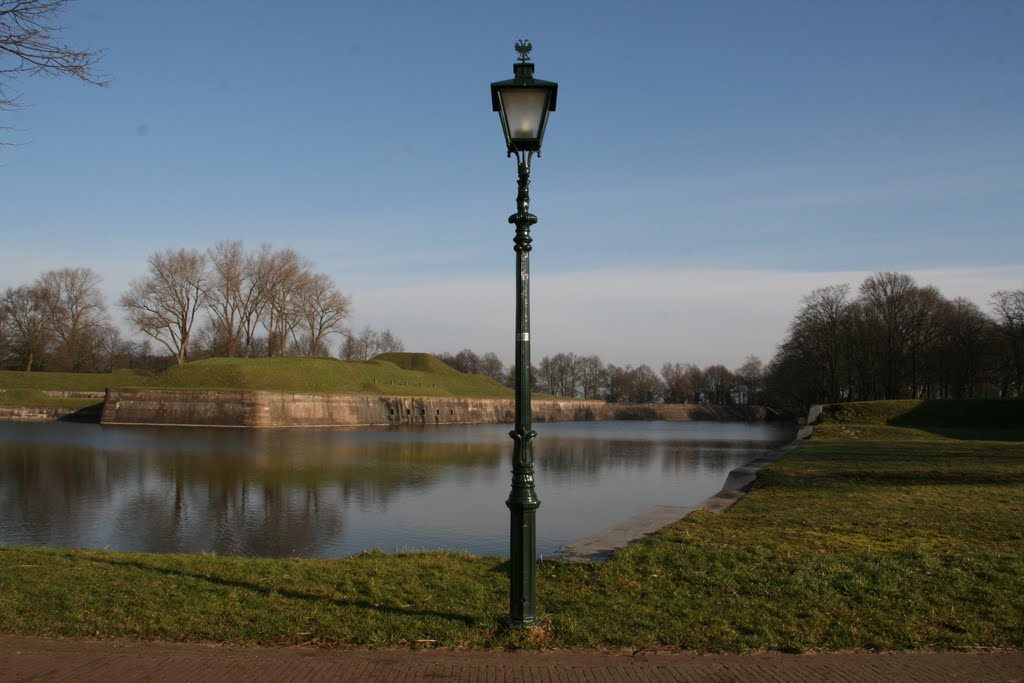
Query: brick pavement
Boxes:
[{"xmin": 1, "ymin": 637, "xmax": 1021, "ymax": 682}]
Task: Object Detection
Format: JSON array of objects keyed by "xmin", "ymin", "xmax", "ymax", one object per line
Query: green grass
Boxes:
[
  {"xmin": 0, "ymin": 369, "xmax": 148, "ymax": 408},
  {"xmin": 1, "ymin": 416, "xmax": 1021, "ymax": 651},
  {"xmin": 0, "ymin": 355, "xmax": 515, "ymax": 405},
  {"xmin": 0, "ymin": 389, "xmax": 99, "ymax": 409},
  {"xmin": 144, "ymin": 355, "xmax": 512, "ymax": 398},
  {"xmin": 0, "ymin": 369, "xmax": 148, "ymax": 392}
]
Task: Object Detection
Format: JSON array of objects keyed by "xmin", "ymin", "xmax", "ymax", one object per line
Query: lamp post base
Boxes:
[{"xmin": 506, "ymin": 495, "xmax": 540, "ymax": 627}]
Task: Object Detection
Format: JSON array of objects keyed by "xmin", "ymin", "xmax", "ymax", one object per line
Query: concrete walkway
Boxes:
[{"xmin": 1, "ymin": 637, "xmax": 1021, "ymax": 682}]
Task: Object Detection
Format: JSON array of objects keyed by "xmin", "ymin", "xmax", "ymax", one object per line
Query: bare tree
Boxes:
[
  {"xmin": 629, "ymin": 364, "xmax": 664, "ymax": 403},
  {"xmin": 235, "ymin": 244, "xmax": 277, "ymax": 357},
  {"xmin": 795, "ymin": 284, "xmax": 852, "ymax": 403},
  {"xmin": 991, "ymin": 289, "xmax": 1024, "ymax": 396},
  {"xmin": 859, "ymin": 272, "xmax": 918, "ymax": 399},
  {"xmin": 340, "ymin": 330, "xmax": 367, "ymax": 361},
  {"xmin": 0, "ymin": 300, "xmax": 9, "ymax": 365},
  {"xmin": 341, "ymin": 325, "xmax": 404, "ymax": 361},
  {"xmin": 540, "ymin": 352, "xmax": 582, "ymax": 398},
  {"xmin": 203, "ymin": 241, "xmax": 247, "ymax": 357},
  {"xmin": 478, "ymin": 352, "xmax": 506, "ymax": 384},
  {"xmin": 702, "ymin": 364, "xmax": 735, "ymax": 404},
  {"xmin": 293, "ymin": 272, "xmax": 350, "ymax": 356},
  {"xmin": 375, "ymin": 330, "xmax": 404, "ymax": 356},
  {"xmin": 603, "ymin": 364, "xmax": 626, "ymax": 403},
  {"xmin": 930, "ymin": 298, "xmax": 996, "ymax": 399},
  {"xmin": 856, "ymin": 274, "xmax": 944, "ymax": 399},
  {"xmin": 603, "ymin": 364, "xmax": 664, "ymax": 403},
  {"xmin": 258, "ymin": 248, "xmax": 308, "ymax": 357},
  {"xmin": 1, "ymin": 285, "xmax": 51, "ymax": 370},
  {"xmin": 1, "ymin": 0, "xmax": 106, "ymax": 123},
  {"xmin": 734, "ymin": 355, "xmax": 764, "ymax": 405},
  {"xmin": 576, "ymin": 354, "xmax": 606, "ymax": 400},
  {"xmin": 436, "ymin": 348, "xmax": 483, "ymax": 374},
  {"xmin": 201, "ymin": 241, "xmax": 318, "ymax": 358},
  {"xmin": 120, "ymin": 249, "xmax": 209, "ymax": 365},
  {"xmin": 34, "ymin": 266, "xmax": 109, "ymax": 370},
  {"xmin": 661, "ymin": 362, "xmax": 700, "ymax": 404},
  {"xmin": 435, "ymin": 348, "xmax": 506, "ymax": 382},
  {"xmin": 92, "ymin": 325, "xmax": 134, "ymax": 372},
  {"xmin": 904, "ymin": 285, "xmax": 943, "ymax": 396},
  {"xmin": 454, "ymin": 348, "xmax": 483, "ymax": 374}
]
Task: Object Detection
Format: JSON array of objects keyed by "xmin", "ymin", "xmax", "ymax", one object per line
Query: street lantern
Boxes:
[
  {"xmin": 491, "ymin": 39, "xmax": 557, "ymax": 628},
  {"xmin": 491, "ymin": 41, "xmax": 558, "ymax": 155}
]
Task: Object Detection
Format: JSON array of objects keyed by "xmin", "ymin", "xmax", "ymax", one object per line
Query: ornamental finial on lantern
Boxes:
[{"xmin": 515, "ymin": 39, "xmax": 533, "ymax": 63}]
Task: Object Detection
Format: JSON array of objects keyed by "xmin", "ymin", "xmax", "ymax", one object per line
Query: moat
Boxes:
[{"xmin": 0, "ymin": 420, "xmax": 795, "ymax": 558}]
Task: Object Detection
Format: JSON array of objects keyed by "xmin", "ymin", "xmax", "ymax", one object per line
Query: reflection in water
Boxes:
[{"xmin": 0, "ymin": 421, "xmax": 794, "ymax": 558}]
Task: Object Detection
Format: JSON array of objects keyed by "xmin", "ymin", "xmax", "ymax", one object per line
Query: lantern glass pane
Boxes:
[{"xmin": 500, "ymin": 87, "xmax": 548, "ymax": 141}]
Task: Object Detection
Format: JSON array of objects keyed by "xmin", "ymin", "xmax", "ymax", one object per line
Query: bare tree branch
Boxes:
[{"xmin": 1, "ymin": 0, "xmax": 105, "ymax": 118}]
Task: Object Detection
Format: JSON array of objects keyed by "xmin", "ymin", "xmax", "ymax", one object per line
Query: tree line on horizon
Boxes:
[
  {"xmin": 3, "ymin": 258, "xmax": 1022, "ymax": 411},
  {"xmin": 434, "ymin": 348, "xmax": 767, "ymax": 406},
  {"xmin": 436, "ymin": 272, "xmax": 1024, "ymax": 408},
  {"xmin": 764, "ymin": 272, "xmax": 1024, "ymax": 409}
]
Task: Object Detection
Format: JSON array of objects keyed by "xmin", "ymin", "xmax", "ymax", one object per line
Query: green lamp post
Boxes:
[{"xmin": 491, "ymin": 39, "xmax": 558, "ymax": 628}]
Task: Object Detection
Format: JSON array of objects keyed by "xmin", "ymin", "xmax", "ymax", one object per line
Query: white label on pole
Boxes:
[{"xmin": 518, "ymin": 333, "xmax": 529, "ymax": 341}]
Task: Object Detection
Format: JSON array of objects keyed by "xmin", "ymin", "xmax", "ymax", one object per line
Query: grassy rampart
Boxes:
[
  {"xmin": 0, "ymin": 355, "xmax": 513, "ymax": 408},
  {"xmin": 144, "ymin": 355, "xmax": 513, "ymax": 398},
  {"xmin": 0, "ymin": 369, "xmax": 149, "ymax": 408}
]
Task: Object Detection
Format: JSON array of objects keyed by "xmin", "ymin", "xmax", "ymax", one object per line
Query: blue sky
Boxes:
[{"xmin": 2, "ymin": 0, "xmax": 1022, "ymax": 368}]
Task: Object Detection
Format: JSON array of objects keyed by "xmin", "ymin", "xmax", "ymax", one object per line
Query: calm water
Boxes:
[{"xmin": 0, "ymin": 421, "xmax": 794, "ymax": 558}]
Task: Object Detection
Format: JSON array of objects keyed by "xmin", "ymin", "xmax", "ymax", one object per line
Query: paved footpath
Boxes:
[{"xmin": 1, "ymin": 637, "xmax": 1021, "ymax": 682}]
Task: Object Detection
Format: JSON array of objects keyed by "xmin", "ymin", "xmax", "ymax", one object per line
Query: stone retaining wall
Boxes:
[
  {"xmin": 0, "ymin": 405, "xmax": 103, "ymax": 423},
  {"xmin": 101, "ymin": 389, "xmax": 608, "ymax": 427},
  {"xmin": 100, "ymin": 388, "xmax": 768, "ymax": 428}
]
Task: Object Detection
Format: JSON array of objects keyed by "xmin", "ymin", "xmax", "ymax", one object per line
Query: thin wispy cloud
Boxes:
[{"xmin": 350, "ymin": 265, "xmax": 1024, "ymax": 370}]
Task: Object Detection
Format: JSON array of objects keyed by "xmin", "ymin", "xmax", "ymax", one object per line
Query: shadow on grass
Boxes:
[
  {"xmin": 767, "ymin": 469, "xmax": 1024, "ymax": 488},
  {"xmin": 89, "ymin": 555, "xmax": 482, "ymax": 626},
  {"xmin": 913, "ymin": 428, "xmax": 1024, "ymax": 442},
  {"xmin": 891, "ymin": 399, "xmax": 1024, "ymax": 440},
  {"xmin": 820, "ymin": 399, "xmax": 1024, "ymax": 441}
]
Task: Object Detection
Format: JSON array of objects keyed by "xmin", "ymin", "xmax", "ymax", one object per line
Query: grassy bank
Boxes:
[
  {"xmin": 145, "ymin": 355, "xmax": 513, "ymax": 398},
  {"xmin": 0, "ymin": 355, "xmax": 515, "ymax": 408},
  {"xmin": 0, "ymin": 368, "xmax": 149, "ymax": 391},
  {"xmin": 0, "ymin": 389, "xmax": 97, "ymax": 409},
  {"xmin": 0, "ymin": 369, "xmax": 149, "ymax": 409},
  {"xmin": 1, "ymin": 407, "xmax": 1021, "ymax": 651}
]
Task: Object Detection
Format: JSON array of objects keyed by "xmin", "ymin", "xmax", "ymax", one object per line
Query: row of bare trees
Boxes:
[
  {"xmin": 660, "ymin": 357, "xmax": 766, "ymax": 405},
  {"xmin": 435, "ymin": 349, "xmax": 510, "ymax": 385},
  {"xmin": 1, "ymin": 243, "xmax": 363, "ymax": 371},
  {"xmin": 435, "ymin": 347, "xmax": 766, "ymax": 405},
  {"xmin": 0, "ymin": 267, "xmax": 120, "ymax": 371},
  {"xmin": 120, "ymin": 242, "xmax": 353, "ymax": 364},
  {"xmin": 583, "ymin": 357, "xmax": 765, "ymax": 405},
  {"xmin": 765, "ymin": 272, "xmax": 1024, "ymax": 409}
]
